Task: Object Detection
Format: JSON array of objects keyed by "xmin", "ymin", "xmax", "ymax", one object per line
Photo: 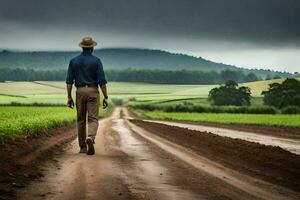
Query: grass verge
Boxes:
[
  {"xmin": 135, "ymin": 110, "xmax": 300, "ymax": 128},
  {"xmin": 0, "ymin": 105, "xmax": 112, "ymax": 144},
  {"xmin": 0, "ymin": 107, "xmax": 76, "ymax": 143}
]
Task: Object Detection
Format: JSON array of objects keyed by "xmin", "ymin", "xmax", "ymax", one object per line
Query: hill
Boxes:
[{"xmin": 0, "ymin": 48, "xmax": 292, "ymax": 79}]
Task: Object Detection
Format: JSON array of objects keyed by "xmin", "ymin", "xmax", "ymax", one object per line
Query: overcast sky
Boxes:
[{"xmin": 0, "ymin": 0, "xmax": 299, "ymax": 72}]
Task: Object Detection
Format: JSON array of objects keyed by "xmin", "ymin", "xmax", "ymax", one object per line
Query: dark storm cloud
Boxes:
[{"xmin": 0, "ymin": 0, "xmax": 300, "ymax": 47}]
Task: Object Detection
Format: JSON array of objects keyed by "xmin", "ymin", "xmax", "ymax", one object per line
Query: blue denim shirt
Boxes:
[{"xmin": 66, "ymin": 52, "xmax": 107, "ymax": 87}]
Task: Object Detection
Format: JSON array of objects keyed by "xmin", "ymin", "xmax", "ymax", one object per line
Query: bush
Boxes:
[
  {"xmin": 281, "ymin": 106, "xmax": 300, "ymax": 114},
  {"xmin": 111, "ymin": 98, "xmax": 124, "ymax": 106},
  {"xmin": 130, "ymin": 103, "xmax": 157, "ymax": 111},
  {"xmin": 244, "ymin": 106, "xmax": 277, "ymax": 114},
  {"xmin": 208, "ymin": 81, "xmax": 251, "ymax": 106},
  {"xmin": 262, "ymin": 78, "xmax": 300, "ymax": 108},
  {"xmin": 183, "ymin": 101, "xmax": 194, "ymax": 106},
  {"xmin": 212, "ymin": 106, "xmax": 277, "ymax": 114},
  {"xmin": 129, "ymin": 103, "xmax": 278, "ymax": 114},
  {"xmin": 128, "ymin": 97, "xmax": 137, "ymax": 101},
  {"xmin": 0, "ymin": 102, "xmax": 65, "ymax": 107}
]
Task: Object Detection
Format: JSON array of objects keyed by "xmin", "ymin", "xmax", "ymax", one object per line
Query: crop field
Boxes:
[
  {"xmin": 0, "ymin": 79, "xmax": 297, "ymax": 142},
  {"xmin": 139, "ymin": 111, "xmax": 300, "ymax": 128},
  {"xmin": 0, "ymin": 79, "xmax": 287, "ymax": 105},
  {"xmin": 0, "ymin": 107, "xmax": 75, "ymax": 143},
  {"xmin": 0, "ymin": 81, "xmax": 215, "ymax": 104},
  {"xmin": 131, "ymin": 96, "xmax": 264, "ymax": 107},
  {"xmin": 0, "ymin": 106, "xmax": 110, "ymax": 143},
  {"xmin": 239, "ymin": 78, "xmax": 285, "ymax": 96}
]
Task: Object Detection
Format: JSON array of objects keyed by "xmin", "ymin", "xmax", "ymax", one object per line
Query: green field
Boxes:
[
  {"xmin": 0, "ymin": 107, "xmax": 75, "ymax": 143},
  {"xmin": 0, "ymin": 106, "xmax": 110, "ymax": 143},
  {"xmin": 0, "ymin": 79, "xmax": 298, "ymax": 143},
  {"xmin": 0, "ymin": 79, "xmax": 289, "ymax": 105},
  {"xmin": 138, "ymin": 111, "xmax": 300, "ymax": 128},
  {"xmin": 0, "ymin": 81, "xmax": 215, "ymax": 104}
]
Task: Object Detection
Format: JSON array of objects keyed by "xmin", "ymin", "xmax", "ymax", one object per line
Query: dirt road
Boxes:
[{"xmin": 16, "ymin": 107, "xmax": 300, "ymax": 200}]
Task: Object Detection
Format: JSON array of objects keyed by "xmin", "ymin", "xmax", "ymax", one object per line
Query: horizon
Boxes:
[
  {"xmin": 1, "ymin": 45, "xmax": 299, "ymax": 74},
  {"xmin": 0, "ymin": 0, "xmax": 299, "ymax": 73},
  {"xmin": 0, "ymin": 47, "xmax": 296, "ymax": 74}
]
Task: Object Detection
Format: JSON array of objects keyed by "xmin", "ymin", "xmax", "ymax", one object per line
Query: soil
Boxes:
[
  {"xmin": 141, "ymin": 119, "xmax": 300, "ymax": 155},
  {"xmin": 0, "ymin": 123, "xmax": 76, "ymax": 200},
  {"xmin": 130, "ymin": 119, "xmax": 300, "ymax": 192}
]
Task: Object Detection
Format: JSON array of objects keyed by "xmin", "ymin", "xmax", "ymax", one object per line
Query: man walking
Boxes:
[{"xmin": 66, "ymin": 36, "xmax": 108, "ymax": 155}]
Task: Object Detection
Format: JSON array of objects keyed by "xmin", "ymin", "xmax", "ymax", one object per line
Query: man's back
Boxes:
[{"xmin": 66, "ymin": 52, "xmax": 106, "ymax": 88}]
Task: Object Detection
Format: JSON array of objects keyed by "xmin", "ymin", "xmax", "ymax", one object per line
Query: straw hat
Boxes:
[{"xmin": 79, "ymin": 36, "xmax": 97, "ymax": 48}]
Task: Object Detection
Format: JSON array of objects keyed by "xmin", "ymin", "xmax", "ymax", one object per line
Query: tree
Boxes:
[
  {"xmin": 261, "ymin": 78, "xmax": 300, "ymax": 108},
  {"xmin": 220, "ymin": 70, "xmax": 240, "ymax": 82},
  {"xmin": 225, "ymin": 80, "xmax": 238, "ymax": 88},
  {"xmin": 273, "ymin": 75, "xmax": 281, "ymax": 79},
  {"xmin": 208, "ymin": 80, "xmax": 252, "ymax": 106},
  {"xmin": 265, "ymin": 74, "xmax": 272, "ymax": 80},
  {"xmin": 245, "ymin": 73, "xmax": 259, "ymax": 82},
  {"xmin": 238, "ymin": 86, "xmax": 251, "ymax": 105}
]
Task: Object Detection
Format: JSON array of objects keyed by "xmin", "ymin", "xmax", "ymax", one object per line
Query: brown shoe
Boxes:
[{"xmin": 86, "ymin": 137, "xmax": 95, "ymax": 155}]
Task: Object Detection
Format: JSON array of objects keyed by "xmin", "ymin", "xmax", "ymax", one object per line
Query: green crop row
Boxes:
[
  {"xmin": 0, "ymin": 105, "xmax": 113, "ymax": 144},
  {"xmin": 129, "ymin": 103, "xmax": 280, "ymax": 114},
  {"xmin": 0, "ymin": 107, "xmax": 77, "ymax": 143},
  {"xmin": 139, "ymin": 111, "xmax": 300, "ymax": 128}
]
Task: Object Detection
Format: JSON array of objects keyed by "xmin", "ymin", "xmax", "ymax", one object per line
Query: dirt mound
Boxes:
[
  {"xmin": 130, "ymin": 119, "xmax": 300, "ymax": 192},
  {"xmin": 0, "ymin": 124, "xmax": 76, "ymax": 200}
]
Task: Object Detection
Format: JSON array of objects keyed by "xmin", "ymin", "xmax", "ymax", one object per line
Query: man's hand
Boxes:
[
  {"xmin": 103, "ymin": 98, "xmax": 108, "ymax": 109},
  {"xmin": 67, "ymin": 97, "xmax": 74, "ymax": 109},
  {"xmin": 66, "ymin": 84, "xmax": 74, "ymax": 109}
]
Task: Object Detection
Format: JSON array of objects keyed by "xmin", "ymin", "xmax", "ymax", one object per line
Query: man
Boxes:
[{"xmin": 66, "ymin": 36, "xmax": 108, "ymax": 155}]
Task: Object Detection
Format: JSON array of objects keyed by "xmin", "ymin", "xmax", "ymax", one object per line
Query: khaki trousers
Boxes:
[{"xmin": 76, "ymin": 87, "xmax": 100, "ymax": 148}]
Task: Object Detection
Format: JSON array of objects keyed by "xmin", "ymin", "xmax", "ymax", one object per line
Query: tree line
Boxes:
[
  {"xmin": 262, "ymin": 78, "xmax": 300, "ymax": 109},
  {"xmin": 0, "ymin": 68, "xmax": 259, "ymax": 84},
  {"xmin": 0, "ymin": 49, "xmax": 294, "ymax": 79},
  {"xmin": 131, "ymin": 78, "xmax": 300, "ymax": 114},
  {"xmin": 208, "ymin": 78, "xmax": 300, "ymax": 113}
]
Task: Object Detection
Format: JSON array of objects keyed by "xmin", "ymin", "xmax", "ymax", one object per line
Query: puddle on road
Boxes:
[
  {"xmin": 145, "ymin": 120, "xmax": 300, "ymax": 155},
  {"xmin": 112, "ymin": 109, "xmax": 198, "ymax": 200}
]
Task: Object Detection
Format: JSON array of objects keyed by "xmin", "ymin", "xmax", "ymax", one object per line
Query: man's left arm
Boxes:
[
  {"xmin": 67, "ymin": 84, "xmax": 74, "ymax": 108},
  {"xmin": 97, "ymin": 59, "xmax": 108, "ymax": 108}
]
